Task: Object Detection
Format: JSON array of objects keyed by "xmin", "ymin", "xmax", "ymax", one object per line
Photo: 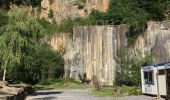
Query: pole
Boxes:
[{"xmin": 156, "ymin": 66, "xmax": 160, "ymax": 100}]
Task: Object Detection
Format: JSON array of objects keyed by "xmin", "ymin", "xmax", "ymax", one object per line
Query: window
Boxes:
[
  {"xmin": 159, "ymin": 69, "xmax": 165, "ymax": 75},
  {"xmin": 144, "ymin": 71, "xmax": 154, "ymax": 85}
]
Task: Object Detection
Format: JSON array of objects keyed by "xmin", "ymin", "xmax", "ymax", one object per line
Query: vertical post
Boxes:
[{"xmin": 156, "ymin": 67, "xmax": 161, "ymax": 100}]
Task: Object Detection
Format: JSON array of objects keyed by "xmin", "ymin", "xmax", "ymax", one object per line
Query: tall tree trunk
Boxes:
[
  {"xmin": 2, "ymin": 61, "xmax": 7, "ymax": 82},
  {"xmin": 2, "ymin": 68, "xmax": 6, "ymax": 81}
]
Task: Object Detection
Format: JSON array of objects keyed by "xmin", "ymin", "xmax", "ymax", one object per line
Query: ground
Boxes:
[{"xmin": 26, "ymin": 89, "xmax": 162, "ymax": 100}]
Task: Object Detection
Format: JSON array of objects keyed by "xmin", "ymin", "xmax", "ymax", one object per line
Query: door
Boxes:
[
  {"xmin": 166, "ymin": 69, "xmax": 170, "ymax": 95},
  {"xmin": 144, "ymin": 71, "xmax": 154, "ymax": 94},
  {"xmin": 145, "ymin": 84, "xmax": 152, "ymax": 94}
]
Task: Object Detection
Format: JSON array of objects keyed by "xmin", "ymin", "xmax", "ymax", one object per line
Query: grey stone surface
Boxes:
[
  {"xmin": 63, "ymin": 21, "xmax": 170, "ymax": 86},
  {"xmin": 130, "ymin": 21, "xmax": 170, "ymax": 64},
  {"xmin": 40, "ymin": 0, "xmax": 109, "ymax": 23},
  {"xmin": 64, "ymin": 25, "xmax": 129, "ymax": 86}
]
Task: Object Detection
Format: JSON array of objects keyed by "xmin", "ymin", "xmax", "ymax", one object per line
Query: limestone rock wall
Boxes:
[
  {"xmin": 47, "ymin": 21, "xmax": 170, "ymax": 86},
  {"xmin": 50, "ymin": 33, "xmax": 69, "ymax": 53},
  {"xmin": 130, "ymin": 21, "xmax": 170, "ymax": 64},
  {"xmin": 64, "ymin": 25, "xmax": 129, "ymax": 86},
  {"xmin": 41, "ymin": 33, "xmax": 69, "ymax": 55},
  {"xmin": 41, "ymin": 0, "xmax": 109, "ymax": 23}
]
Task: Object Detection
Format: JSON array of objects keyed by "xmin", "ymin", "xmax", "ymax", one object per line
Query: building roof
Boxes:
[{"xmin": 142, "ymin": 62, "xmax": 170, "ymax": 68}]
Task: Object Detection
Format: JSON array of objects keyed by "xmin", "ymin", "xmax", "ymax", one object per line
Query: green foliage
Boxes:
[
  {"xmin": 0, "ymin": 0, "xmax": 42, "ymax": 8},
  {"xmin": 76, "ymin": 0, "xmax": 86, "ymax": 9},
  {"xmin": 0, "ymin": 7, "xmax": 44, "ymax": 77},
  {"xmin": 48, "ymin": 10, "xmax": 54, "ymax": 18},
  {"xmin": 57, "ymin": 18, "xmax": 74, "ymax": 37},
  {"xmin": 91, "ymin": 87, "xmax": 114, "ymax": 96},
  {"xmin": 91, "ymin": 86, "xmax": 142, "ymax": 96},
  {"xmin": 119, "ymin": 85, "xmax": 142, "ymax": 95},
  {"xmin": 57, "ymin": 0, "xmax": 170, "ymax": 42},
  {"xmin": 57, "ymin": 16, "xmax": 96, "ymax": 37},
  {"xmin": 107, "ymin": 0, "xmax": 170, "ymax": 45},
  {"xmin": 0, "ymin": 7, "xmax": 42, "ymax": 82},
  {"xmin": 7, "ymin": 44, "xmax": 64, "ymax": 84},
  {"xmin": 35, "ymin": 44, "xmax": 64, "ymax": 83},
  {"xmin": 37, "ymin": 18, "xmax": 57, "ymax": 36},
  {"xmin": 115, "ymin": 50, "xmax": 152, "ymax": 86},
  {"xmin": 0, "ymin": 7, "xmax": 64, "ymax": 84},
  {"xmin": 35, "ymin": 78, "xmax": 86, "ymax": 90},
  {"xmin": 78, "ymin": 73, "xmax": 91, "ymax": 84},
  {"xmin": 0, "ymin": 9, "xmax": 8, "ymax": 27},
  {"xmin": 64, "ymin": 0, "xmax": 169, "ymax": 45}
]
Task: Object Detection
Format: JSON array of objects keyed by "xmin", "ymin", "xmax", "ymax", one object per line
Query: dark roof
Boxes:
[{"xmin": 143, "ymin": 62, "xmax": 170, "ymax": 68}]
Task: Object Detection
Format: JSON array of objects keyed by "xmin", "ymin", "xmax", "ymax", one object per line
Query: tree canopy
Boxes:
[
  {"xmin": 0, "ymin": 7, "xmax": 64, "ymax": 84},
  {"xmin": 0, "ymin": 7, "xmax": 44, "ymax": 81},
  {"xmin": 0, "ymin": 0, "xmax": 42, "ymax": 9}
]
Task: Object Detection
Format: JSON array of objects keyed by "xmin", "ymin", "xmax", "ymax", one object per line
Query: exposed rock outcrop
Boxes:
[
  {"xmin": 50, "ymin": 33, "xmax": 69, "ymax": 55},
  {"xmin": 41, "ymin": 0, "xmax": 109, "ymax": 23},
  {"xmin": 64, "ymin": 25, "xmax": 129, "ymax": 86},
  {"xmin": 63, "ymin": 21, "xmax": 170, "ymax": 86},
  {"xmin": 41, "ymin": 33, "xmax": 69, "ymax": 55},
  {"xmin": 132, "ymin": 21, "xmax": 170, "ymax": 64}
]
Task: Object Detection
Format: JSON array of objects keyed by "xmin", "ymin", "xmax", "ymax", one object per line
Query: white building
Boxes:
[{"xmin": 141, "ymin": 62, "xmax": 170, "ymax": 96}]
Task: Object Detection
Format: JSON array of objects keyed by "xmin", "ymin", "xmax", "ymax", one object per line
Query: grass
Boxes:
[
  {"xmin": 9, "ymin": 82, "xmax": 30, "ymax": 88},
  {"xmin": 91, "ymin": 87, "xmax": 114, "ymax": 96},
  {"xmin": 91, "ymin": 85, "xmax": 142, "ymax": 97},
  {"xmin": 34, "ymin": 78, "xmax": 88, "ymax": 90},
  {"xmin": 35, "ymin": 82, "xmax": 87, "ymax": 90},
  {"xmin": 30, "ymin": 78, "xmax": 142, "ymax": 97}
]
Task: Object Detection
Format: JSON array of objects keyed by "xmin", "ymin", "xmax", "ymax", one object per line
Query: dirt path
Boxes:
[{"xmin": 26, "ymin": 89, "xmax": 163, "ymax": 100}]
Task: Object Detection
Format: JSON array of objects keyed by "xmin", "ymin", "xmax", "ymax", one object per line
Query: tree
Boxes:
[
  {"xmin": 0, "ymin": 9, "xmax": 8, "ymax": 27},
  {"xmin": 35, "ymin": 44, "xmax": 64, "ymax": 83},
  {"xmin": 0, "ymin": 7, "xmax": 45, "ymax": 82},
  {"xmin": 6, "ymin": 44, "xmax": 64, "ymax": 84},
  {"xmin": 0, "ymin": 0, "xmax": 42, "ymax": 9},
  {"xmin": 115, "ymin": 50, "xmax": 152, "ymax": 86}
]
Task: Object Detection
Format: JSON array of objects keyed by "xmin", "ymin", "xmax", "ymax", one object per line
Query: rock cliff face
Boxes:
[
  {"xmin": 133, "ymin": 21, "xmax": 170, "ymax": 64},
  {"xmin": 41, "ymin": 33, "xmax": 69, "ymax": 55},
  {"xmin": 64, "ymin": 25, "xmax": 129, "ymax": 86},
  {"xmin": 41, "ymin": 0, "xmax": 109, "ymax": 23},
  {"xmin": 63, "ymin": 21, "xmax": 170, "ymax": 86},
  {"xmin": 47, "ymin": 20, "xmax": 170, "ymax": 86},
  {"xmin": 50, "ymin": 33, "xmax": 69, "ymax": 55}
]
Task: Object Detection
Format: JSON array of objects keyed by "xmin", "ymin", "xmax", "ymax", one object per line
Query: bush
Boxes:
[
  {"xmin": 119, "ymin": 85, "xmax": 142, "ymax": 95},
  {"xmin": 78, "ymin": 73, "xmax": 91, "ymax": 84},
  {"xmin": 0, "ymin": 0, "xmax": 42, "ymax": 9},
  {"xmin": 58, "ymin": 18, "xmax": 74, "ymax": 35},
  {"xmin": 76, "ymin": 0, "xmax": 86, "ymax": 9},
  {"xmin": 7, "ymin": 44, "xmax": 64, "ymax": 84},
  {"xmin": 48, "ymin": 10, "xmax": 54, "ymax": 18},
  {"xmin": 92, "ymin": 86, "xmax": 142, "ymax": 96},
  {"xmin": 37, "ymin": 18, "xmax": 58, "ymax": 36},
  {"xmin": 115, "ymin": 50, "xmax": 152, "ymax": 86}
]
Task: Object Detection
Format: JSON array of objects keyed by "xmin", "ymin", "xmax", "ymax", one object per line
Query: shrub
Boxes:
[
  {"xmin": 7, "ymin": 44, "xmax": 64, "ymax": 84},
  {"xmin": 58, "ymin": 18, "xmax": 73, "ymax": 36},
  {"xmin": 115, "ymin": 50, "xmax": 152, "ymax": 86},
  {"xmin": 78, "ymin": 73, "xmax": 91, "ymax": 84},
  {"xmin": 37, "ymin": 18, "xmax": 58, "ymax": 36},
  {"xmin": 76, "ymin": 0, "xmax": 86, "ymax": 9},
  {"xmin": 92, "ymin": 75, "xmax": 101, "ymax": 91},
  {"xmin": 48, "ymin": 10, "xmax": 54, "ymax": 18}
]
